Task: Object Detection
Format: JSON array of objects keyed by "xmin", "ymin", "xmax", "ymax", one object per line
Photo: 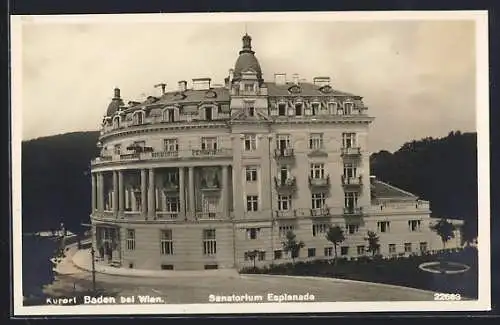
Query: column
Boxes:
[
  {"xmin": 179, "ymin": 167, "xmax": 185, "ymax": 219},
  {"xmin": 113, "ymin": 171, "xmax": 118, "ymax": 217},
  {"xmin": 222, "ymin": 165, "xmax": 228, "ymax": 218},
  {"xmin": 148, "ymin": 168, "xmax": 156, "ymax": 219},
  {"xmin": 141, "ymin": 169, "xmax": 147, "ymax": 218},
  {"xmin": 91, "ymin": 173, "xmax": 96, "ymax": 212},
  {"xmin": 188, "ymin": 167, "xmax": 195, "ymax": 217},
  {"xmin": 118, "ymin": 171, "xmax": 124, "ymax": 216},
  {"xmin": 98, "ymin": 172, "xmax": 104, "ymax": 212}
]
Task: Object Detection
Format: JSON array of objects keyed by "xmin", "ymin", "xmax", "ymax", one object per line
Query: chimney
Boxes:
[
  {"xmin": 313, "ymin": 76, "xmax": 331, "ymax": 87},
  {"xmin": 274, "ymin": 73, "xmax": 286, "ymax": 86},
  {"xmin": 192, "ymin": 78, "xmax": 211, "ymax": 90},
  {"xmin": 154, "ymin": 83, "xmax": 167, "ymax": 95},
  {"xmin": 113, "ymin": 87, "xmax": 121, "ymax": 99},
  {"xmin": 178, "ymin": 80, "xmax": 187, "ymax": 92},
  {"xmin": 292, "ymin": 73, "xmax": 299, "ymax": 85}
]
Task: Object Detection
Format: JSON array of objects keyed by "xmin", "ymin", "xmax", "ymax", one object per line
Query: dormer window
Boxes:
[
  {"xmin": 204, "ymin": 106, "xmax": 213, "ymax": 121},
  {"xmin": 244, "ymin": 83, "xmax": 254, "ymax": 93},
  {"xmin": 311, "ymin": 103, "xmax": 320, "ymax": 116},
  {"xmin": 278, "ymin": 103, "xmax": 287, "ymax": 116},
  {"xmin": 112, "ymin": 116, "xmax": 121, "ymax": 129},
  {"xmin": 344, "ymin": 102, "xmax": 354, "ymax": 115},
  {"xmin": 328, "ymin": 102, "xmax": 337, "ymax": 115},
  {"xmin": 162, "ymin": 108, "xmax": 176, "ymax": 122},
  {"xmin": 295, "ymin": 103, "xmax": 303, "ymax": 116},
  {"xmin": 248, "ymin": 107, "xmax": 255, "ymax": 117},
  {"xmin": 133, "ymin": 111, "xmax": 144, "ymax": 125}
]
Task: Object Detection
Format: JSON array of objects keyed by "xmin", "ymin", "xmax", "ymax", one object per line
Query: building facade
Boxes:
[{"xmin": 90, "ymin": 33, "xmax": 462, "ymax": 271}]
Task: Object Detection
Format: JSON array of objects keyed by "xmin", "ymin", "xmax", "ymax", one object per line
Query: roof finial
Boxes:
[{"xmin": 245, "ymin": 23, "xmax": 248, "ymax": 35}]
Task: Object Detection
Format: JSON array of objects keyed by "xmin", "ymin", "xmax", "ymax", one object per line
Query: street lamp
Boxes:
[{"xmin": 81, "ymin": 222, "xmax": 96, "ymax": 294}]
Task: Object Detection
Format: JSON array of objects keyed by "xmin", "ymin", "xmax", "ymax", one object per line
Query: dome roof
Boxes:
[
  {"xmin": 233, "ymin": 34, "xmax": 262, "ymax": 81},
  {"xmin": 106, "ymin": 88, "xmax": 124, "ymax": 116}
]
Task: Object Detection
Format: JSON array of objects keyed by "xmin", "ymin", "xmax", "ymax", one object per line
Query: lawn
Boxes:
[{"xmin": 240, "ymin": 246, "xmax": 478, "ymax": 299}]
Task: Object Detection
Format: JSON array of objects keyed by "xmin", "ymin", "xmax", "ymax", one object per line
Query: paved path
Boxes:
[{"xmin": 45, "ymin": 249, "xmax": 436, "ymax": 304}]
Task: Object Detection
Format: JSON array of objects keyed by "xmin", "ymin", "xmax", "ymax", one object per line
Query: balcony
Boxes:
[
  {"xmin": 341, "ymin": 147, "xmax": 361, "ymax": 158},
  {"xmin": 120, "ymin": 153, "xmax": 140, "ymax": 160},
  {"xmin": 310, "ymin": 207, "xmax": 330, "ymax": 217},
  {"xmin": 162, "ymin": 182, "xmax": 179, "ymax": 194},
  {"xmin": 275, "ymin": 210, "xmax": 297, "ymax": 219},
  {"xmin": 155, "ymin": 212, "xmax": 179, "ymax": 220},
  {"xmin": 150, "ymin": 151, "xmax": 179, "ymax": 159},
  {"xmin": 274, "ymin": 148, "xmax": 295, "ymax": 160},
  {"xmin": 200, "ymin": 178, "xmax": 221, "ymax": 192},
  {"xmin": 308, "ymin": 175, "xmax": 330, "ymax": 189},
  {"xmin": 195, "ymin": 211, "xmax": 221, "ymax": 220},
  {"xmin": 192, "ymin": 148, "xmax": 232, "ymax": 158},
  {"xmin": 274, "ymin": 176, "xmax": 297, "ymax": 193},
  {"xmin": 343, "ymin": 206, "xmax": 364, "ymax": 216},
  {"xmin": 341, "ymin": 175, "xmax": 363, "ymax": 188}
]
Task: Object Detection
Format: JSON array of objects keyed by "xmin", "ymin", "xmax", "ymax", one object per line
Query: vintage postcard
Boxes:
[{"xmin": 10, "ymin": 11, "xmax": 490, "ymax": 316}]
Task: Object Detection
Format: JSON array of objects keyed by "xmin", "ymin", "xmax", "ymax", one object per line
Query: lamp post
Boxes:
[{"xmin": 81, "ymin": 223, "xmax": 96, "ymax": 294}]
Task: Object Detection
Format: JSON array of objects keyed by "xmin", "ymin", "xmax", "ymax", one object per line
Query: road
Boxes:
[{"xmin": 45, "ymin": 268, "xmax": 435, "ymax": 304}]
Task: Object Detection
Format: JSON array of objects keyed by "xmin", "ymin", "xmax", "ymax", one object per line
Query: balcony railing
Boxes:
[
  {"xmin": 341, "ymin": 147, "xmax": 361, "ymax": 157},
  {"xmin": 275, "ymin": 210, "xmax": 297, "ymax": 218},
  {"xmin": 192, "ymin": 148, "xmax": 232, "ymax": 158},
  {"xmin": 155, "ymin": 212, "xmax": 178, "ymax": 220},
  {"xmin": 274, "ymin": 148, "xmax": 295, "ymax": 159},
  {"xmin": 274, "ymin": 176, "xmax": 297, "ymax": 192},
  {"xmin": 343, "ymin": 206, "xmax": 364, "ymax": 216},
  {"xmin": 151, "ymin": 151, "xmax": 179, "ymax": 159},
  {"xmin": 341, "ymin": 175, "xmax": 363, "ymax": 187},
  {"xmin": 195, "ymin": 211, "xmax": 221, "ymax": 220},
  {"xmin": 310, "ymin": 207, "xmax": 330, "ymax": 217},
  {"xmin": 308, "ymin": 175, "xmax": 330, "ymax": 188}
]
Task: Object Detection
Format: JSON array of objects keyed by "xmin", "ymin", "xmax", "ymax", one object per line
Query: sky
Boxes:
[{"xmin": 18, "ymin": 14, "xmax": 478, "ymax": 152}]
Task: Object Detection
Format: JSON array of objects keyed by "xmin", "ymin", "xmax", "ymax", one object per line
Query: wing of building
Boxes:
[{"xmin": 90, "ymin": 33, "xmax": 462, "ymax": 271}]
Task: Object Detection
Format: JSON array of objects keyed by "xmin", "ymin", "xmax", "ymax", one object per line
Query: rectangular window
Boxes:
[
  {"xmin": 389, "ymin": 244, "xmax": 396, "ymax": 254},
  {"xmin": 309, "ymin": 133, "xmax": 324, "ymax": 150},
  {"xmin": 320, "ymin": 103, "xmax": 329, "ymax": 114},
  {"xmin": 312, "ymin": 223, "xmax": 328, "ymax": 237},
  {"xmin": 244, "ymin": 83, "xmax": 254, "ymax": 93},
  {"xmin": 328, "ymin": 102, "xmax": 337, "ymax": 114},
  {"xmin": 404, "ymin": 242, "xmax": 412, "ymax": 253},
  {"xmin": 258, "ymin": 251, "xmax": 266, "ymax": 261},
  {"xmin": 357, "ymin": 245, "xmax": 365, "ymax": 255},
  {"xmin": 341, "ymin": 246, "xmax": 349, "ymax": 256},
  {"xmin": 246, "ymin": 195, "xmax": 259, "ymax": 212},
  {"xmin": 203, "ymin": 229, "xmax": 217, "ymax": 256},
  {"xmin": 324, "ymin": 247, "xmax": 333, "ymax": 257},
  {"xmin": 247, "ymin": 107, "xmax": 255, "ymax": 117},
  {"xmin": 278, "ymin": 195, "xmax": 292, "ymax": 211},
  {"xmin": 311, "ymin": 103, "xmax": 320, "ymax": 116},
  {"xmin": 244, "ymin": 134, "xmax": 257, "ymax": 151},
  {"xmin": 346, "ymin": 224, "xmax": 359, "ymax": 234},
  {"xmin": 310, "ymin": 163, "xmax": 325, "ymax": 179},
  {"xmin": 344, "ymin": 102, "xmax": 354, "ymax": 115},
  {"xmin": 163, "ymin": 109, "xmax": 176, "ymax": 122},
  {"xmin": 165, "ymin": 198, "xmax": 180, "ymax": 213},
  {"xmin": 342, "ymin": 132, "xmax": 357, "ymax": 148},
  {"xmin": 245, "ymin": 166, "xmax": 258, "ymax": 181},
  {"xmin": 295, "ymin": 103, "xmax": 303, "ymax": 116},
  {"xmin": 279, "ymin": 225, "xmax": 294, "ymax": 237},
  {"xmin": 164, "ymin": 138, "xmax": 179, "ymax": 152},
  {"xmin": 408, "ymin": 220, "xmax": 422, "ymax": 232},
  {"xmin": 246, "ymin": 228, "xmax": 260, "ymax": 240},
  {"xmin": 274, "ymin": 250, "xmax": 283, "ymax": 260},
  {"xmin": 420, "ymin": 242, "xmax": 428, "ymax": 252},
  {"xmin": 160, "ymin": 229, "xmax": 173, "ymax": 255},
  {"xmin": 344, "ymin": 192, "xmax": 359, "ymax": 209},
  {"xmin": 276, "ymin": 134, "xmax": 291, "ymax": 150},
  {"xmin": 113, "ymin": 144, "xmax": 121, "ymax": 155},
  {"xmin": 161, "ymin": 264, "xmax": 174, "ymax": 270},
  {"xmin": 311, "ymin": 193, "xmax": 326, "ymax": 209},
  {"xmin": 308, "ymin": 248, "xmax": 316, "ymax": 257},
  {"xmin": 278, "ymin": 103, "xmax": 287, "ymax": 116},
  {"xmin": 126, "ymin": 229, "xmax": 135, "ymax": 250},
  {"xmin": 343, "ymin": 163, "xmax": 357, "ymax": 178},
  {"xmin": 377, "ymin": 221, "xmax": 390, "ymax": 233},
  {"xmin": 201, "ymin": 137, "xmax": 218, "ymax": 150}
]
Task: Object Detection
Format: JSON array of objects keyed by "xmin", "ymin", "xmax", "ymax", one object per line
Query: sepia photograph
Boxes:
[{"xmin": 11, "ymin": 11, "xmax": 490, "ymax": 316}]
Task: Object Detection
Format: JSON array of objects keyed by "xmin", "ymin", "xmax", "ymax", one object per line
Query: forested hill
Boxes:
[
  {"xmin": 370, "ymin": 131, "xmax": 477, "ymax": 223},
  {"xmin": 20, "ymin": 130, "xmax": 477, "ymax": 237},
  {"xmin": 21, "ymin": 131, "xmax": 100, "ymax": 234}
]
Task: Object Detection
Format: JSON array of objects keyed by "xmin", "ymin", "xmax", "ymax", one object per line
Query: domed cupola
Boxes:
[
  {"xmin": 233, "ymin": 33, "xmax": 263, "ymax": 82},
  {"xmin": 106, "ymin": 87, "xmax": 124, "ymax": 116}
]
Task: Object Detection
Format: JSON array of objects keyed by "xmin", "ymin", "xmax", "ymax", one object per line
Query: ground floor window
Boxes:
[
  {"xmin": 279, "ymin": 225, "xmax": 294, "ymax": 237},
  {"xmin": 203, "ymin": 229, "xmax": 217, "ymax": 255},
  {"xmin": 274, "ymin": 250, "xmax": 282, "ymax": 260},
  {"xmin": 356, "ymin": 245, "xmax": 365, "ymax": 255},
  {"xmin": 126, "ymin": 229, "xmax": 135, "ymax": 250},
  {"xmin": 341, "ymin": 246, "xmax": 349, "ymax": 256},
  {"xmin": 308, "ymin": 248, "xmax": 316, "ymax": 257},
  {"xmin": 419, "ymin": 242, "xmax": 428, "ymax": 253},
  {"xmin": 312, "ymin": 223, "xmax": 328, "ymax": 237},
  {"xmin": 324, "ymin": 247, "xmax": 333, "ymax": 257},
  {"xmin": 160, "ymin": 229, "xmax": 173, "ymax": 255},
  {"xmin": 258, "ymin": 251, "xmax": 266, "ymax": 261},
  {"xmin": 404, "ymin": 242, "xmax": 412, "ymax": 253},
  {"xmin": 389, "ymin": 243, "xmax": 396, "ymax": 254},
  {"xmin": 204, "ymin": 264, "xmax": 218, "ymax": 270},
  {"xmin": 161, "ymin": 264, "xmax": 174, "ymax": 270}
]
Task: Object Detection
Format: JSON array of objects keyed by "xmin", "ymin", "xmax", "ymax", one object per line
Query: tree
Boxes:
[
  {"xmin": 430, "ymin": 218, "xmax": 456, "ymax": 249},
  {"xmin": 365, "ymin": 231, "xmax": 380, "ymax": 257},
  {"xmin": 282, "ymin": 230, "xmax": 305, "ymax": 264},
  {"xmin": 246, "ymin": 250, "xmax": 259, "ymax": 269},
  {"xmin": 460, "ymin": 218, "xmax": 477, "ymax": 246},
  {"xmin": 325, "ymin": 225, "xmax": 345, "ymax": 264}
]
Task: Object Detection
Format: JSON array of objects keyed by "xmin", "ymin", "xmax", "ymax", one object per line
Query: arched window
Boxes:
[
  {"xmin": 113, "ymin": 116, "xmax": 121, "ymax": 129},
  {"xmin": 133, "ymin": 111, "xmax": 145, "ymax": 125},
  {"xmin": 344, "ymin": 101, "xmax": 354, "ymax": 115},
  {"xmin": 162, "ymin": 108, "xmax": 176, "ymax": 122}
]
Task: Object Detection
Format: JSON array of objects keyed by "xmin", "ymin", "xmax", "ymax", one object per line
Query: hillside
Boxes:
[
  {"xmin": 21, "ymin": 131, "xmax": 100, "ymax": 234},
  {"xmin": 20, "ymin": 130, "xmax": 477, "ymax": 240}
]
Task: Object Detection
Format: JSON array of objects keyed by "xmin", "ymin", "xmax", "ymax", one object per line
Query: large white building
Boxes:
[{"xmin": 89, "ymin": 33, "xmax": 462, "ymax": 271}]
